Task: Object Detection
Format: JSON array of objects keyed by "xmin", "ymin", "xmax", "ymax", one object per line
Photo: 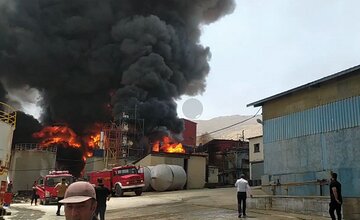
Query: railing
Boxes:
[
  {"xmin": 0, "ymin": 102, "xmax": 16, "ymax": 128},
  {"xmin": 14, "ymin": 143, "xmax": 57, "ymax": 152},
  {"xmin": 262, "ymin": 179, "xmax": 329, "ymax": 196}
]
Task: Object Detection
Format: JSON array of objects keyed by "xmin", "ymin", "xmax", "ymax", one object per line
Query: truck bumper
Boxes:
[{"xmin": 121, "ymin": 184, "xmax": 145, "ymax": 189}]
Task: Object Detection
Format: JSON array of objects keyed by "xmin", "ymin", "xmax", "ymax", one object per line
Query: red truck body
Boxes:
[
  {"xmin": 88, "ymin": 165, "xmax": 145, "ymax": 197},
  {"xmin": 36, "ymin": 171, "xmax": 75, "ymax": 205}
]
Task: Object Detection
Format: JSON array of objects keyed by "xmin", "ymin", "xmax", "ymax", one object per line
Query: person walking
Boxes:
[
  {"xmin": 30, "ymin": 181, "xmax": 38, "ymax": 205},
  {"xmin": 94, "ymin": 178, "xmax": 111, "ymax": 220},
  {"xmin": 59, "ymin": 181, "xmax": 98, "ymax": 220},
  {"xmin": 55, "ymin": 178, "xmax": 68, "ymax": 216},
  {"xmin": 329, "ymin": 172, "xmax": 342, "ymax": 220},
  {"xmin": 235, "ymin": 174, "xmax": 252, "ymax": 218},
  {"xmin": 6, "ymin": 180, "xmax": 13, "ymax": 193}
]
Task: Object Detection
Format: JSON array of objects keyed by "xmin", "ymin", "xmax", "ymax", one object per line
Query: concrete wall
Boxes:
[
  {"xmin": 248, "ymin": 196, "xmax": 330, "ymax": 217},
  {"xmin": 208, "ymin": 166, "xmax": 218, "ymax": 184},
  {"xmin": 9, "ymin": 149, "xmax": 56, "ymax": 192},
  {"xmin": 262, "ymin": 72, "xmax": 360, "ymax": 120},
  {"xmin": 264, "ymin": 126, "xmax": 360, "ymax": 197},
  {"xmin": 248, "ymin": 196, "xmax": 360, "ymax": 220},
  {"xmin": 84, "ymin": 156, "xmax": 106, "ymax": 173}
]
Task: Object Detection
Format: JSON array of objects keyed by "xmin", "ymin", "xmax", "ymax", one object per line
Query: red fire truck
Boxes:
[
  {"xmin": 88, "ymin": 165, "xmax": 145, "ymax": 197},
  {"xmin": 36, "ymin": 170, "xmax": 75, "ymax": 205}
]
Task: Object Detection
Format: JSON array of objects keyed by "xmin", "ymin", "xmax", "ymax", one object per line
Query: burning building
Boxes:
[{"xmin": 0, "ymin": 0, "xmax": 236, "ymax": 176}]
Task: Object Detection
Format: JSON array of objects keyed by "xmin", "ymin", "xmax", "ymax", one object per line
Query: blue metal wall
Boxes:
[
  {"xmin": 263, "ymin": 96, "xmax": 360, "ymax": 197},
  {"xmin": 264, "ymin": 96, "xmax": 360, "ymax": 143}
]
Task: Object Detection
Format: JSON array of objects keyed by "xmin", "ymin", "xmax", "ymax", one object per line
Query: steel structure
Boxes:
[{"xmin": 102, "ymin": 109, "xmax": 145, "ymax": 168}]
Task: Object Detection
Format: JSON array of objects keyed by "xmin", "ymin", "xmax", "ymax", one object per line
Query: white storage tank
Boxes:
[
  {"xmin": 150, "ymin": 164, "xmax": 187, "ymax": 192},
  {"xmin": 142, "ymin": 166, "xmax": 153, "ymax": 191}
]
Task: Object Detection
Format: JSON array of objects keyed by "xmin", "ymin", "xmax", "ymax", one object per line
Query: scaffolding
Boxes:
[{"xmin": 102, "ymin": 109, "xmax": 145, "ymax": 168}]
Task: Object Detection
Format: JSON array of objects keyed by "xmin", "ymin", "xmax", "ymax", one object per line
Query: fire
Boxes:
[
  {"xmin": 87, "ymin": 134, "xmax": 100, "ymax": 148},
  {"xmin": 152, "ymin": 136, "xmax": 185, "ymax": 154},
  {"xmin": 33, "ymin": 125, "xmax": 81, "ymax": 148},
  {"xmin": 82, "ymin": 123, "xmax": 103, "ymax": 149},
  {"xmin": 86, "ymin": 151, "xmax": 93, "ymax": 158}
]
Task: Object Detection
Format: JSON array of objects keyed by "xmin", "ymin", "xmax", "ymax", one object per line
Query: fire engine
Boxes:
[
  {"xmin": 36, "ymin": 170, "xmax": 75, "ymax": 205},
  {"xmin": 87, "ymin": 165, "xmax": 145, "ymax": 197}
]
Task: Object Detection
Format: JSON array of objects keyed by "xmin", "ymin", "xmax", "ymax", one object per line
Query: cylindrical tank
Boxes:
[
  {"xmin": 142, "ymin": 166, "xmax": 153, "ymax": 191},
  {"xmin": 167, "ymin": 165, "xmax": 186, "ymax": 190},
  {"xmin": 150, "ymin": 164, "xmax": 187, "ymax": 192}
]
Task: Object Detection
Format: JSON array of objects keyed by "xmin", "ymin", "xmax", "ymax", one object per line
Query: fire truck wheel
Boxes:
[
  {"xmin": 135, "ymin": 189, "xmax": 142, "ymax": 196},
  {"xmin": 115, "ymin": 185, "xmax": 123, "ymax": 197}
]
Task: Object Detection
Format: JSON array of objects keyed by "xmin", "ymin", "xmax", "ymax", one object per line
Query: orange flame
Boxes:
[
  {"xmin": 82, "ymin": 123, "xmax": 103, "ymax": 149},
  {"xmin": 152, "ymin": 136, "xmax": 185, "ymax": 154},
  {"xmin": 33, "ymin": 126, "xmax": 81, "ymax": 148},
  {"xmin": 87, "ymin": 134, "xmax": 100, "ymax": 148}
]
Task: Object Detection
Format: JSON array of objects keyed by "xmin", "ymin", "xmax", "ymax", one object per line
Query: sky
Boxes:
[{"xmin": 177, "ymin": 0, "xmax": 360, "ymax": 120}]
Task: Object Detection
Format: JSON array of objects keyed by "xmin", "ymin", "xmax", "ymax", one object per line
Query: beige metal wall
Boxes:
[
  {"xmin": 135, "ymin": 154, "xmax": 184, "ymax": 167},
  {"xmin": 9, "ymin": 149, "xmax": 56, "ymax": 192},
  {"xmin": 263, "ymin": 73, "xmax": 360, "ymax": 120},
  {"xmin": 186, "ymin": 155, "xmax": 206, "ymax": 189}
]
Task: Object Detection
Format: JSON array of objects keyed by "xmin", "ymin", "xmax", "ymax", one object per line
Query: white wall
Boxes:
[
  {"xmin": 9, "ymin": 149, "xmax": 56, "ymax": 192},
  {"xmin": 249, "ymin": 136, "xmax": 264, "ymax": 163},
  {"xmin": 0, "ymin": 121, "xmax": 14, "ymax": 182}
]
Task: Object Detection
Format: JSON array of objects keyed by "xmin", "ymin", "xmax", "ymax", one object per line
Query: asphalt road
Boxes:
[{"xmin": 4, "ymin": 188, "xmax": 330, "ymax": 220}]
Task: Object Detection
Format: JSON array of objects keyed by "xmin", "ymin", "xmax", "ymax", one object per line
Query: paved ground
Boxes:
[{"xmin": 4, "ymin": 188, "xmax": 331, "ymax": 220}]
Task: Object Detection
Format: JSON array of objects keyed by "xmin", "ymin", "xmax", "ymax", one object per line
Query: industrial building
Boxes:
[
  {"xmin": 196, "ymin": 139, "xmax": 249, "ymax": 185},
  {"xmin": 248, "ymin": 65, "xmax": 360, "ymax": 218},
  {"xmin": 248, "ymin": 135, "xmax": 264, "ymax": 186}
]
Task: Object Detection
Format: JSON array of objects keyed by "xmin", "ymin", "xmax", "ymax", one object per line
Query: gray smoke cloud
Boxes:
[{"xmin": 0, "ymin": 0, "xmax": 235, "ymax": 134}]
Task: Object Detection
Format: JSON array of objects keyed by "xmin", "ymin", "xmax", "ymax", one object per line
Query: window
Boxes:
[
  {"xmin": 114, "ymin": 168, "xmax": 138, "ymax": 176},
  {"xmin": 254, "ymin": 143, "xmax": 260, "ymax": 153}
]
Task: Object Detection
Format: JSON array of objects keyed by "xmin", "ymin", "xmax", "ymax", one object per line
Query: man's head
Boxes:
[
  {"xmin": 240, "ymin": 174, "xmax": 245, "ymax": 179},
  {"xmin": 59, "ymin": 181, "xmax": 97, "ymax": 220},
  {"xmin": 97, "ymin": 178, "xmax": 104, "ymax": 186},
  {"xmin": 62, "ymin": 178, "xmax": 66, "ymax": 183},
  {"xmin": 331, "ymin": 172, "xmax": 338, "ymax": 181}
]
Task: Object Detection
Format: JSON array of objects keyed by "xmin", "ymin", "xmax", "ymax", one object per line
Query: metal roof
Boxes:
[{"xmin": 247, "ymin": 64, "xmax": 360, "ymax": 107}]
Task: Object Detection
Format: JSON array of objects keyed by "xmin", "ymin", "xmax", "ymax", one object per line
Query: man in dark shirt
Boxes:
[
  {"xmin": 94, "ymin": 178, "xmax": 111, "ymax": 220},
  {"xmin": 329, "ymin": 172, "xmax": 342, "ymax": 220}
]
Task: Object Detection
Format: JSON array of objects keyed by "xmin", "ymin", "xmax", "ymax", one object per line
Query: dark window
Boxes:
[
  {"xmin": 114, "ymin": 168, "xmax": 138, "ymax": 176},
  {"xmin": 254, "ymin": 143, "xmax": 260, "ymax": 153}
]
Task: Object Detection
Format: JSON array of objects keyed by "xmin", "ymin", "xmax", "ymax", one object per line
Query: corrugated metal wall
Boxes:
[{"xmin": 264, "ymin": 96, "xmax": 360, "ymax": 143}]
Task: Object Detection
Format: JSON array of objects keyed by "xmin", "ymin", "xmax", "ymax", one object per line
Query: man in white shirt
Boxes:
[{"xmin": 234, "ymin": 174, "xmax": 252, "ymax": 218}]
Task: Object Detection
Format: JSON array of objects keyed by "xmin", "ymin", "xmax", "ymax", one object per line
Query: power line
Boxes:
[{"xmin": 207, "ymin": 107, "xmax": 262, "ymax": 135}]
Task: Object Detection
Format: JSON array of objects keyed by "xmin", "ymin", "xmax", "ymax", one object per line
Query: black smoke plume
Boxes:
[
  {"xmin": 13, "ymin": 111, "xmax": 42, "ymax": 144},
  {"xmin": 0, "ymin": 1, "xmax": 235, "ymax": 175},
  {"xmin": 0, "ymin": 0, "xmax": 235, "ymax": 134}
]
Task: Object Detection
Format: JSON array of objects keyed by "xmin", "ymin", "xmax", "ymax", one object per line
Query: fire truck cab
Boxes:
[
  {"xmin": 36, "ymin": 170, "xmax": 75, "ymax": 205},
  {"xmin": 88, "ymin": 165, "xmax": 145, "ymax": 197}
]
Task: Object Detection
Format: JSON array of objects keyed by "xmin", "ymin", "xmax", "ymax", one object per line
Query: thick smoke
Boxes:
[
  {"xmin": 0, "ymin": 81, "xmax": 7, "ymax": 102},
  {"xmin": 0, "ymin": 0, "xmax": 235, "ymax": 135},
  {"xmin": 13, "ymin": 111, "xmax": 43, "ymax": 144}
]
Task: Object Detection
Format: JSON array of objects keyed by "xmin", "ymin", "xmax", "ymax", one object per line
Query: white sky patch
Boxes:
[{"xmin": 177, "ymin": 0, "xmax": 360, "ymax": 119}]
